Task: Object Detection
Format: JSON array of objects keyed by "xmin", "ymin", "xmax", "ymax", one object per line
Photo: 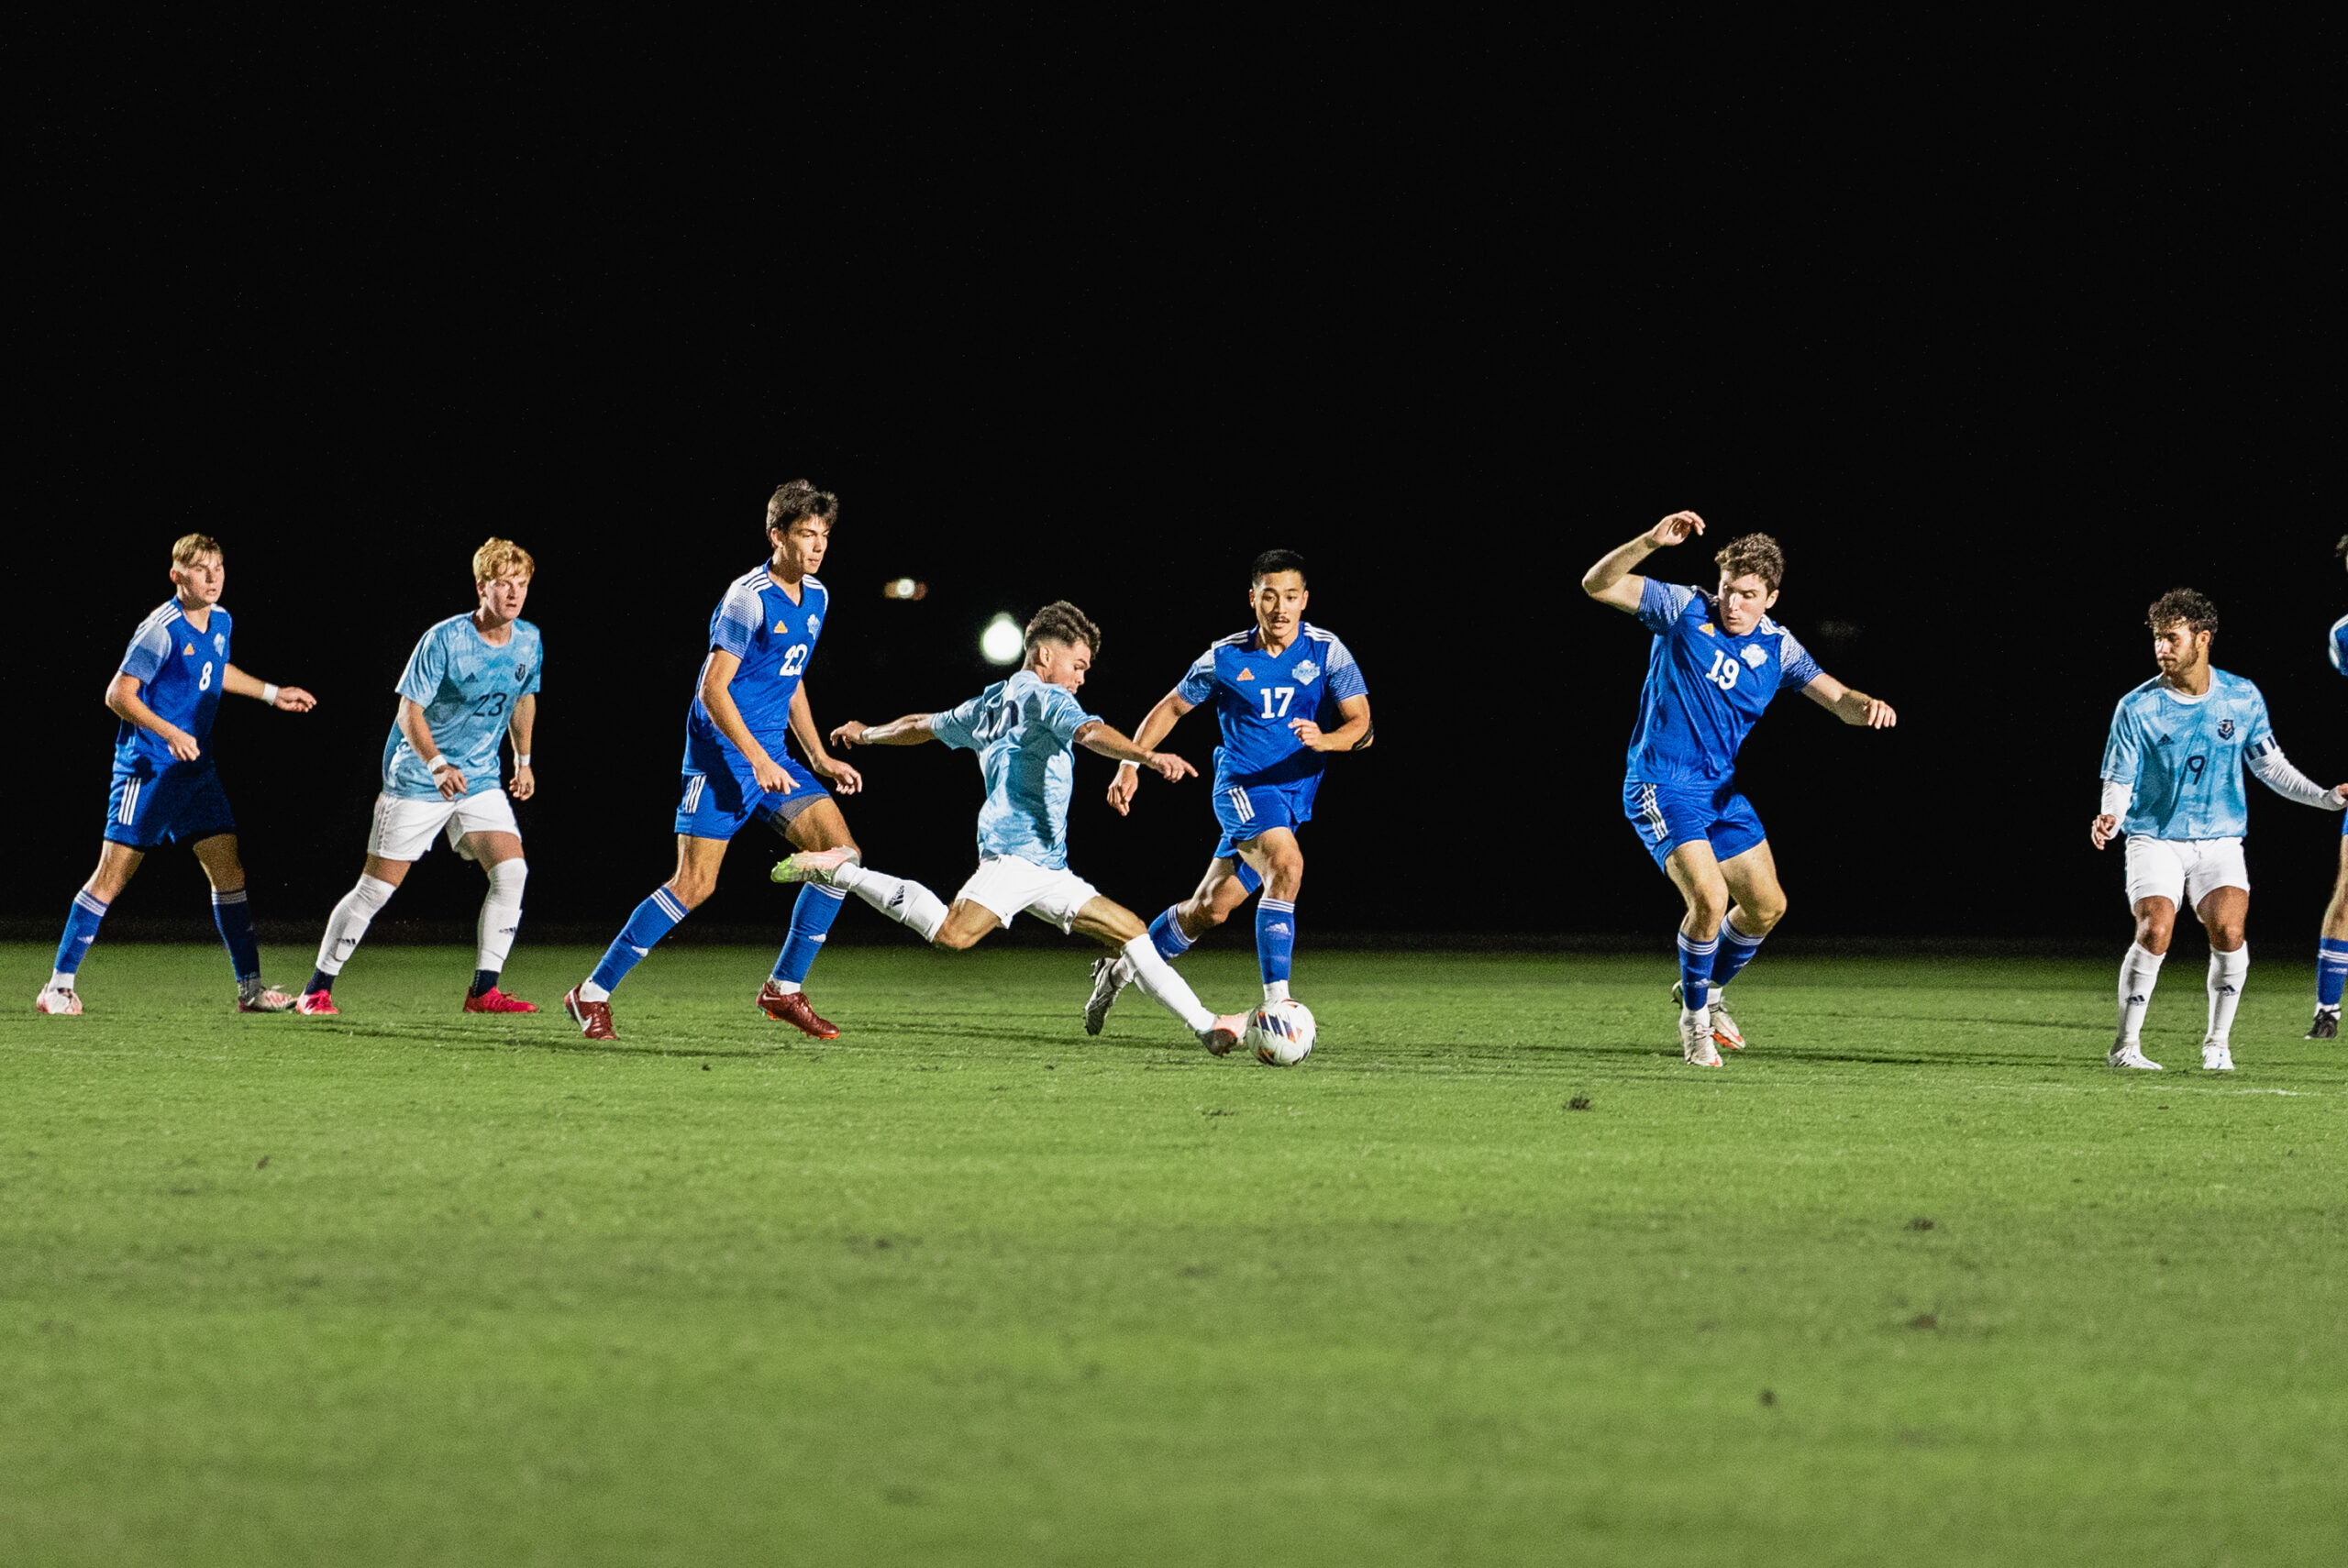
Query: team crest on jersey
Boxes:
[
  {"xmin": 1292, "ymin": 659, "xmax": 1322, "ymax": 684},
  {"xmin": 2218, "ymin": 719, "xmax": 2234, "ymax": 739},
  {"xmin": 1741, "ymin": 645, "xmax": 1767, "ymax": 670},
  {"xmin": 807, "ymin": 613, "xmax": 820, "ymax": 635},
  {"xmin": 515, "ymin": 661, "xmax": 528, "ymax": 680},
  {"xmin": 1235, "ymin": 668, "xmax": 1256, "ymax": 681},
  {"xmin": 213, "ymin": 633, "xmax": 226, "ymax": 656}
]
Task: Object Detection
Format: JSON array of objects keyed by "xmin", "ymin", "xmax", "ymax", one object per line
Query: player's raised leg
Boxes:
[
  {"xmin": 192, "ymin": 834, "xmax": 294, "ymax": 1011},
  {"xmin": 1069, "ymin": 895, "xmax": 1246, "ymax": 1054},
  {"xmin": 755, "ymin": 796, "xmax": 860, "ymax": 1038},
  {"xmin": 2312, "ymin": 830, "xmax": 2347, "ymax": 1039},
  {"xmin": 2196, "ymin": 884, "xmax": 2248, "ymax": 1071},
  {"xmin": 36, "ymin": 844, "xmax": 144, "ymax": 1015}
]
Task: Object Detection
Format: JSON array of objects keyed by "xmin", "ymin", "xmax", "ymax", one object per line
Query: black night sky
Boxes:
[{"xmin": 13, "ymin": 25, "xmax": 2341, "ymax": 960}]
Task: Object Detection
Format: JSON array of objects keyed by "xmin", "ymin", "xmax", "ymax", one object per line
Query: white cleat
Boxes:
[
  {"xmin": 2109, "ymin": 1043, "xmax": 2164, "ymax": 1071},
  {"xmin": 1671, "ymin": 980, "xmax": 1744, "ymax": 1050},
  {"xmin": 34, "ymin": 986, "xmax": 83, "ymax": 1016},
  {"xmin": 1198, "ymin": 1013, "xmax": 1246, "ymax": 1057},
  {"xmin": 2201, "ymin": 1041, "xmax": 2234, "ymax": 1072},
  {"xmin": 1083, "ymin": 956, "xmax": 1124, "ymax": 1036},
  {"xmin": 1680, "ymin": 1009, "xmax": 1722, "ymax": 1067}
]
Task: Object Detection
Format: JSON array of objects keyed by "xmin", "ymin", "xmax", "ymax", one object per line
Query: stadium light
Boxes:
[
  {"xmin": 881, "ymin": 578, "xmax": 928, "ymax": 601},
  {"xmin": 980, "ymin": 613, "xmax": 1024, "ymax": 666}
]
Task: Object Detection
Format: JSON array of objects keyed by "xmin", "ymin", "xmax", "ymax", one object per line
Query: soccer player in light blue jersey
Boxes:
[
  {"xmin": 298, "ymin": 538, "xmax": 545, "ymax": 1016},
  {"xmin": 1080, "ymin": 549, "xmax": 1372, "ymax": 1035},
  {"xmin": 563, "ymin": 481, "xmax": 867, "ymax": 1043},
  {"xmin": 35, "ymin": 534, "xmax": 316, "ymax": 1016},
  {"xmin": 1584, "ymin": 513, "xmax": 1897, "ymax": 1066},
  {"xmin": 772, "ymin": 601, "xmax": 1252, "ymax": 1055},
  {"xmin": 2090, "ymin": 588, "xmax": 2346, "ymax": 1071},
  {"xmin": 2308, "ymin": 535, "xmax": 2348, "ymax": 1040}
]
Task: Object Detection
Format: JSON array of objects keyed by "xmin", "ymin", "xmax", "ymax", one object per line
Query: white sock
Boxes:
[
  {"xmin": 2207, "ymin": 944, "xmax": 2248, "ymax": 1042},
  {"xmin": 47, "ymin": 969, "xmax": 74, "ymax": 991},
  {"xmin": 476, "ymin": 859, "xmax": 526, "ymax": 977},
  {"xmin": 1680, "ymin": 1004, "xmax": 1709, "ymax": 1030},
  {"xmin": 2116, "ymin": 942, "xmax": 2165, "ymax": 1043},
  {"xmin": 316, "ymin": 875, "xmax": 397, "ymax": 977},
  {"xmin": 835, "ymin": 863, "xmax": 948, "ymax": 943},
  {"xmin": 1263, "ymin": 978, "xmax": 1291, "ymax": 1003},
  {"xmin": 1120, "ymin": 934, "xmax": 1214, "ymax": 1034},
  {"xmin": 577, "ymin": 979, "xmax": 610, "ymax": 1002}
]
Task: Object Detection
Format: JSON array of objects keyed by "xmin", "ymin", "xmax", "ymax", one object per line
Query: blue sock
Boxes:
[
  {"xmin": 2320, "ymin": 938, "xmax": 2348, "ymax": 1009},
  {"xmin": 1712, "ymin": 918, "xmax": 1767, "ymax": 995},
  {"xmin": 307, "ymin": 968, "xmax": 335, "ymax": 997},
  {"xmin": 771, "ymin": 883, "xmax": 848, "ymax": 983},
  {"xmin": 1147, "ymin": 905, "xmax": 1195, "ymax": 964},
  {"xmin": 1257, "ymin": 898, "xmax": 1297, "ymax": 987},
  {"xmin": 1677, "ymin": 927, "xmax": 1720, "ymax": 1005},
  {"xmin": 212, "ymin": 889, "xmax": 261, "ymax": 982},
  {"xmin": 471, "ymin": 969, "xmax": 500, "ymax": 998},
  {"xmin": 589, "ymin": 885, "xmax": 691, "ymax": 994},
  {"xmin": 1233, "ymin": 860, "xmax": 1263, "ymax": 896},
  {"xmin": 54, "ymin": 889, "xmax": 109, "ymax": 977}
]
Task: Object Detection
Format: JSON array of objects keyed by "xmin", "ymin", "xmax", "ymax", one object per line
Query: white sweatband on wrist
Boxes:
[
  {"xmin": 2099, "ymin": 778, "xmax": 2133, "ymax": 818},
  {"xmin": 515, "ymin": 753, "xmax": 532, "ymax": 767},
  {"xmin": 260, "ymin": 683, "xmax": 279, "ymax": 705},
  {"xmin": 1117, "ymin": 759, "xmax": 1139, "ymax": 771},
  {"xmin": 426, "ymin": 756, "xmax": 452, "ymax": 773}
]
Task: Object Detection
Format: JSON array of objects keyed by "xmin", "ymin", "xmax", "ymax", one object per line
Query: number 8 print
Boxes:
[{"xmin": 199, "ymin": 661, "xmax": 214, "ymax": 691}]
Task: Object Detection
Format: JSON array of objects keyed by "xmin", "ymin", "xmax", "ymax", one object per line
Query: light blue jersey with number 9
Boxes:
[{"xmin": 382, "ymin": 614, "xmax": 544, "ymax": 800}]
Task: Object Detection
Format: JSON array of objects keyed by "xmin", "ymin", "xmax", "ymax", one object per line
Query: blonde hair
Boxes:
[
  {"xmin": 472, "ymin": 537, "xmax": 536, "ymax": 583},
  {"xmin": 171, "ymin": 533, "xmax": 224, "ymax": 567}
]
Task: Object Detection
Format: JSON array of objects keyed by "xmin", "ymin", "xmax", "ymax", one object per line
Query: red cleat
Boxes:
[
  {"xmin": 758, "ymin": 981, "xmax": 839, "ymax": 1039},
  {"xmin": 295, "ymin": 990, "xmax": 339, "ymax": 1015},
  {"xmin": 464, "ymin": 987, "xmax": 539, "ymax": 1014},
  {"xmin": 563, "ymin": 987, "xmax": 617, "ymax": 1041}
]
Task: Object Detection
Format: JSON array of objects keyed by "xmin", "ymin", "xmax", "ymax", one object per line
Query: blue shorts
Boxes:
[
  {"xmin": 105, "ymin": 764, "xmax": 237, "ymax": 849},
  {"xmin": 676, "ymin": 726, "xmax": 832, "ymax": 840},
  {"xmin": 1623, "ymin": 777, "xmax": 1766, "ymax": 871},
  {"xmin": 1213, "ymin": 779, "xmax": 1315, "ymax": 861}
]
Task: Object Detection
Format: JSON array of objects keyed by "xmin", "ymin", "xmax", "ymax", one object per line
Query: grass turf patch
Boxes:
[{"xmin": 3, "ymin": 942, "xmax": 2343, "ymax": 1565}]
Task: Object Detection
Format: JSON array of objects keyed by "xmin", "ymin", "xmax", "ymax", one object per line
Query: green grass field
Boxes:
[{"xmin": 3, "ymin": 941, "xmax": 2342, "ymax": 1566}]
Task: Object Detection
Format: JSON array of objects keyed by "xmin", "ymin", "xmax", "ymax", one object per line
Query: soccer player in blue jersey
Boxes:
[
  {"xmin": 35, "ymin": 534, "xmax": 316, "ymax": 1015},
  {"xmin": 2090, "ymin": 588, "xmax": 2346, "ymax": 1071},
  {"xmin": 563, "ymin": 481, "xmax": 866, "ymax": 1043},
  {"xmin": 2307, "ymin": 535, "xmax": 2348, "ymax": 1040},
  {"xmin": 1583, "ymin": 513, "xmax": 1897, "ymax": 1066},
  {"xmin": 298, "ymin": 539, "xmax": 545, "ymax": 1016},
  {"xmin": 772, "ymin": 602, "xmax": 1252, "ymax": 1054},
  {"xmin": 1078, "ymin": 549, "xmax": 1371, "ymax": 1035}
]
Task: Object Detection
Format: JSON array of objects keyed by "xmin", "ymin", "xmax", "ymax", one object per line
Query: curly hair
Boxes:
[
  {"xmin": 766, "ymin": 479, "xmax": 838, "ymax": 534},
  {"xmin": 1714, "ymin": 533, "xmax": 1786, "ymax": 591},
  {"xmin": 2146, "ymin": 587, "xmax": 2220, "ymax": 636},
  {"xmin": 1024, "ymin": 600, "xmax": 1102, "ymax": 658}
]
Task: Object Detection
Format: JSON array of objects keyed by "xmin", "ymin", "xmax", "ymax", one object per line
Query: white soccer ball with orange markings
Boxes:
[{"xmin": 1246, "ymin": 999, "xmax": 1315, "ymax": 1066}]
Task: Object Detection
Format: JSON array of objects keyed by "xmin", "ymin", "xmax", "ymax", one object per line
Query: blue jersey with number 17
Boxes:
[
  {"xmin": 1176, "ymin": 623, "xmax": 1368, "ymax": 793},
  {"xmin": 382, "ymin": 614, "xmax": 545, "ymax": 801},
  {"xmin": 1624, "ymin": 580, "xmax": 1823, "ymax": 784}
]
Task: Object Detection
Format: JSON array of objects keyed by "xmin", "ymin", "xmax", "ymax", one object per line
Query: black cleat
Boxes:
[{"xmin": 2309, "ymin": 1009, "xmax": 2340, "ymax": 1040}]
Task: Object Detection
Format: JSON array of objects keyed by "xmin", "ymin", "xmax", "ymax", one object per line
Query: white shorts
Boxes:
[
  {"xmin": 366, "ymin": 789, "xmax": 522, "ymax": 864},
  {"xmin": 952, "ymin": 856, "xmax": 1102, "ymax": 933},
  {"xmin": 2123, "ymin": 835, "xmax": 2249, "ymax": 910}
]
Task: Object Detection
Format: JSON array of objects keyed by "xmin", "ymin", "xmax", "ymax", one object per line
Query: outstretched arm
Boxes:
[
  {"xmin": 1079, "ymin": 720, "xmax": 1196, "ymax": 784},
  {"xmin": 1107, "ymin": 689, "xmax": 1197, "ymax": 814},
  {"xmin": 1582, "ymin": 511, "xmax": 1706, "ymax": 613},
  {"xmin": 830, "ymin": 714, "xmax": 938, "ymax": 748},
  {"xmin": 1800, "ymin": 672, "xmax": 1897, "ymax": 728},
  {"xmin": 2246, "ymin": 739, "xmax": 2348, "ymax": 812},
  {"xmin": 223, "ymin": 663, "xmax": 316, "ymax": 712}
]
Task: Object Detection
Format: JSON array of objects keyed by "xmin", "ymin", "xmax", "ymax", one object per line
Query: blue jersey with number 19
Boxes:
[
  {"xmin": 116, "ymin": 600, "xmax": 233, "ymax": 770},
  {"xmin": 1624, "ymin": 580, "xmax": 1822, "ymax": 784},
  {"xmin": 382, "ymin": 615, "xmax": 545, "ymax": 801},
  {"xmin": 688, "ymin": 565, "xmax": 829, "ymax": 754}
]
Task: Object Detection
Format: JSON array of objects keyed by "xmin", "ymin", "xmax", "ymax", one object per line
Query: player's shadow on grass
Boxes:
[{"xmin": 299, "ymin": 1022, "xmax": 772, "ymax": 1062}]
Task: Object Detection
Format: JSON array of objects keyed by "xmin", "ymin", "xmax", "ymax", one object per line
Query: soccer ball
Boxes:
[{"xmin": 1246, "ymin": 999, "xmax": 1315, "ymax": 1066}]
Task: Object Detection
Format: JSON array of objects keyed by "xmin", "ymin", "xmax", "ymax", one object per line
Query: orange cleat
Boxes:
[
  {"xmin": 295, "ymin": 990, "xmax": 339, "ymax": 1016},
  {"xmin": 463, "ymin": 987, "xmax": 539, "ymax": 1014},
  {"xmin": 563, "ymin": 987, "xmax": 617, "ymax": 1041},
  {"xmin": 758, "ymin": 981, "xmax": 839, "ymax": 1039}
]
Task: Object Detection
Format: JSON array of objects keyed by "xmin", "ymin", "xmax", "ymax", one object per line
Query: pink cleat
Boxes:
[
  {"xmin": 295, "ymin": 990, "xmax": 339, "ymax": 1016},
  {"xmin": 464, "ymin": 987, "xmax": 539, "ymax": 1014},
  {"xmin": 34, "ymin": 986, "xmax": 83, "ymax": 1015}
]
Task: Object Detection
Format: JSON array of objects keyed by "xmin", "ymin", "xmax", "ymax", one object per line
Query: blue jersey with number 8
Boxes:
[
  {"xmin": 1625, "ymin": 580, "xmax": 1822, "ymax": 784},
  {"xmin": 382, "ymin": 614, "xmax": 544, "ymax": 800},
  {"xmin": 116, "ymin": 600, "xmax": 233, "ymax": 771}
]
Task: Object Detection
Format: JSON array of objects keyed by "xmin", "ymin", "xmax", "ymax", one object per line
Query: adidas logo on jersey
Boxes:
[
  {"xmin": 1236, "ymin": 668, "xmax": 1256, "ymax": 680},
  {"xmin": 183, "ymin": 642, "xmax": 196, "ymax": 656},
  {"xmin": 1698, "ymin": 624, "xmax": 1715, "ymax": 635}
]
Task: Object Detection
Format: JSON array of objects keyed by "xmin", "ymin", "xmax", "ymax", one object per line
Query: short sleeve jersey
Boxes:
[
  {"xmin": 690, "ymin": 566, "xmax": 828, "ymax": 751},
  {"xmin": 2100, "ymin": 670, "xmax": 2276, "ymax": 840},
  {"xmin": 116, "ymin": 600, "xmax": 234, "ymax": 771},
  {"xmin": 927, "ymin": 668, "xmax": 1101, "ymax": 869},
  {"xmin": 382, "ymin": 615, "xmax": 545, "ymax": 800},
  {"xmin": 1174, "ymin": 623, "xmax": 1368, "ymax": 792},
  {"xmin": 1623, "ymin": 581, "xmax": 1822, "ymax": 784},
  {"xmin": 2331, "ymin": 613, "xmax": 2346, "ymax": 678}
]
